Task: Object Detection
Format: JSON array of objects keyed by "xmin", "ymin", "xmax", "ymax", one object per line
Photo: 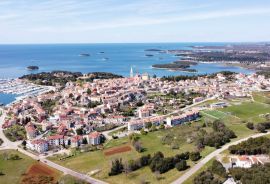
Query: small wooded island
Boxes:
[
  {"xmin": 152, "ymin": 61, "xmax": 198, "ymax": 72},
  {"xmin": 26, "ymin": 66, "xmax": 39, "ymax": 70}
]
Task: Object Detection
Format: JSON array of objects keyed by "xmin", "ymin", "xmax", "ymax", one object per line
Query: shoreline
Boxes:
[{"xmin": 151, "ymin": 66, "xmax": 198, "ymax": 73}]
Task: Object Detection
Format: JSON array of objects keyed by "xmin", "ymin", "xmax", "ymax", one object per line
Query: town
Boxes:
[
  {"xmin": 1, "ymin": 69, "xmax": 270, "ymax": 153},
  {"xmin": 1, "ymin": 69, "xmax": 270, "ymax": 184}
]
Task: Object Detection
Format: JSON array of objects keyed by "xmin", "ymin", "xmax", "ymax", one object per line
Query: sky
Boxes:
[{"xmin": 0, "ymin": 0, "xmax": 270, "ymax": 43}]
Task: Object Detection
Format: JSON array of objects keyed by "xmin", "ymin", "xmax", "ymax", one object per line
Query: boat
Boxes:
[
  {"xmin": 145, "ymin": 54, "xmax": 154, "ymax": 57},
  {"xmin": 102, "ymin": 58, "xmax": 109, "ymax": 61},
  {"xmin": 27, "ymin": 66, "xmax": 39, "ymax": 70}
]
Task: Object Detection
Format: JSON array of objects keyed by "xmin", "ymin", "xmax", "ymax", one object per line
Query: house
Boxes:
[
  {"xmin": 47, "ymin": 134, "xmax": 64, "ymax": 146},
  {"xmin": 71, "ymin": 135, "xmax": 83, "ymax": 148},
  {"xmin": 166, "ymin": 110, "xmax": 199, "ymax": 126},
  {"xmin": 28, "ymin": 139, "xmax": 49, "ymax": 153},
  {"xmin": 88, "ymin": 131, "xmax": 101, "ymax": 145},
  {"xmin": 25, "ymin": 123, "xmax": 37, "ymax": 139}
]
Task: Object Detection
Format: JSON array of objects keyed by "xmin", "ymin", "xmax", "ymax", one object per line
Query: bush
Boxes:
[
  {"xmin": 190, "ymin": 151, "xmax": 201, "ymax": 161},
  {"xmin": 194, "ymin": 170, "xmax": 222, "ymax": 184},
  {"xmin": 175, "ymin": 160, "xmax": 188, "ymax": 171},
  {"xmin": 256, "ymin": 123, "xmax": 266, "ymax": 133},
  {"xmin": 109, "ymin": 158, "xmax": 124, "ymax": 176},
  {"xmin": 246, "ymin": 122, "xmax": 254, "ymax": 130}
]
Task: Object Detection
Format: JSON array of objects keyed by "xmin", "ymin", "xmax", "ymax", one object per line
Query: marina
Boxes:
[{"xmin": 0, "ymin": 78, "xmax": 54, "ymax": 105}]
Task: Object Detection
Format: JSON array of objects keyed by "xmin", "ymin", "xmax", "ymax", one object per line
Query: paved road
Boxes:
[
  {"xmin": 102, "ymin": 124, "xmax": 127, "ymax": 140},
  {"xmin": 171, "ymin": 131, "xmax": 270, "ymax": 184},
  {"xmin": 0, "ymin": 108, "xmax": 107, "ymax": 184}
]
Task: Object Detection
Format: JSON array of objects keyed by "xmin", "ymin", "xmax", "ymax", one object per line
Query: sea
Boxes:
[{"xmin": 0, "ymin": 43, "xmax": 253, "ymax": 105}]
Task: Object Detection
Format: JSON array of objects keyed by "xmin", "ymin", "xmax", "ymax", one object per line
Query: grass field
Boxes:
[
  {"xmin": 0, "ymin": 150, "xmax": 36, "ymax": 184},
  {"xmin": 219, "ymin": 101, "xmax": 270, "ymax": 123},
  {"xmin": 252, "ymin": 91, "xmax": 270, "ymax": 104},
  {"xmin": 202, "ymin": 110, "xmax": 228, "ymax": 119}
]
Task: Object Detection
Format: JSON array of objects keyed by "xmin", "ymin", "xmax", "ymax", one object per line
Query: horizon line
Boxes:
[{"xmin": 0, "ymin": 41, "xmax": 270, "ymax": 45}]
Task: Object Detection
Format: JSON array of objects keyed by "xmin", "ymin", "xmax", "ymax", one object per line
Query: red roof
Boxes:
[
  {"xmin": 89, "ymin": 131, "xmax": 100, "ymax": 139},
  {"xmin": 47, "ymin": 134, "xmax": 64, "ymax": 140},
  {"xmin": 25, "ymin": 123, "xmax": 36, "ymax": 133}
]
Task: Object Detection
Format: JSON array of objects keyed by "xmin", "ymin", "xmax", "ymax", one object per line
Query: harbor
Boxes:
[{"xmin": 0, "ymin": 78, "xmax": 54, "ymax": 105}]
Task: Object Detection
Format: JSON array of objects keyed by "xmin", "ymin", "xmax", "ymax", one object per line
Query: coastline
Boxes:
[{"xmin": 151, "ymin": 66, "xmax": 198, "ymax": 73}]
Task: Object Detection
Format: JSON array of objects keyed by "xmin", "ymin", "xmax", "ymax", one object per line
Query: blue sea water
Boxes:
[
  {"xmin": 0, "ymin": 43, "xmax": 253, "ymax": 104},
  {"xmin": 0, "ymin": 43, "xmax": 252, "ymax": 78}
]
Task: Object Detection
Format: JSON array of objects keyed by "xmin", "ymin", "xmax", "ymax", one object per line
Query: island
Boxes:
[
  {"xmin": 26, "ymin": 66, "xmax": 39, "ymax": 70},
  {"xmin": 79, "ymin": 53, "xmax": 90, "ymax": 57},
  {"xmin": 152, "ymin": 60, "xmax": 198, "ymax": 72}
]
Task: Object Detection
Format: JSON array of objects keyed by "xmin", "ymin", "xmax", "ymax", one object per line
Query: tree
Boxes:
[
  {"xmin": 175, "ymin": 160, "xmax": 188, "ymax": 171},
  {"xmin": 256, "ymin": 123, "xmax": 266, "ymax": 133},
  {"xmin": 210, "ymin": 160, "xmax": 227, "ymax": 178},
  {"xmin": 76, "ymin": 128, "xmax": 83, "ymax": 135},
  {"xmin": 128, "ymin": 133, "xmax": 140, "ymax": 143},
  {"xmin": 139, "ymin": 154, "xmax": 151, "ymax": 166},
  {"xmin": 246, "ymin": 122, "xmax": 254, "ymax": 130},
  {"xmin": 140, "ymin": 129, "xmax": 147, "ymax": 135},
  {"xmin": 194, "ymin": 170, "xmax": 222, "ymax": 184},
  {"xmin": 159, "ymin": 124, "xmax": 165, "ymax": 130},
  {"xmin": 22, "ymin": 140, "xmax": 27, "ymax": 146},
  {"xmin": 109, "ymin": 158, "xmax": 124, "ymax": 176},
  {"xmin": 82, "ymin": 138, "xmax": 88, "ymax": 144},
  {"xmin": 190, "ymin": 151, "xmax": 201, "ymax": 161},
  {"xmin": 86, "ymin": 88, "xmax": 91, "ymax": 95},
  {"xmin": 133, "ymin": 141, "xmax": 143, "ymax": 153},
  {"xmin": 150, "ymin": 124, "xmax": 157, "ymax": 132},
  {"xmin": 144, "ymin": 122, "xmax": 152, "ymax": 129}
]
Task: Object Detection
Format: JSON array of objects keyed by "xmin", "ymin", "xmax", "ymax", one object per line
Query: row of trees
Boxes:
[
  {"xmin": 229, "ymin": 163, "xmax": 270, "ymax": 184},
  {"xmin": 161, "ymin": 71, "xmax": 235, "ymax": 82},
  {"xmin": 109, "ymin": 151, "xmax": 200, "ymax": 176},
  {"xmin": 229, "ymin": 137, "xmax": 270, "ymax": 155},
  {"xmin": 246, "ymin": 122, "xmax": 270, "ymax": 133}
]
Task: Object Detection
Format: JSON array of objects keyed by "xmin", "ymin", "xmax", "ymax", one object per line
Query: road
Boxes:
[
  {"xmin": 171, "ymin": 131, "xmax": 270, "ymax": 184},
  {"xmin": 102, "ymin": 124, "xmax": 127, "ymax": 140},
  {"xmin": 0, "ymin": 108, "xmax": 108, "ymax": 184}
]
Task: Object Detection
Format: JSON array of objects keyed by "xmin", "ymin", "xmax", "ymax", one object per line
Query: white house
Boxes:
[{"xmin": 28, "ymin": 139, "xmax": 49, "ymax": 153}]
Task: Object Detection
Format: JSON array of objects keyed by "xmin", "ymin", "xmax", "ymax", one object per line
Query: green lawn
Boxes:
[
  {"xmin": 252, "ymin": 92, "xmax": 270, "ymax": 104},
  {"xmin": 219, "ymin": 101, "xmax": 270, "ymax": 123},
  {"xmin": 202, "ymin": 110, "xmax": 228, "ymax": 119},
  {"xmin": 0, "ymin": 150, "xmax": 36, "ymax": 184}
]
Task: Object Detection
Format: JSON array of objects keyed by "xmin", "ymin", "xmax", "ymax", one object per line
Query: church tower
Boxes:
[{"xmin": 130, "ymin": 66, "xmax": 134, "ymax": 77}]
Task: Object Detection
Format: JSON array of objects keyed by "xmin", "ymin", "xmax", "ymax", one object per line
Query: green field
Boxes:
[
  {"xmin": 219, "ymin": 101, "xmax": 270, "ymax": 123},
  {"xmin": 202, "ymin": 110, "xmax": 228, "ymax": 119},
  {"xmin": 252, "ymin": 91, "xmax": 270, "ymax": 104},
  {"xmin": 0, "ymin": 150, "xmax": 36, "ymax": 184}
]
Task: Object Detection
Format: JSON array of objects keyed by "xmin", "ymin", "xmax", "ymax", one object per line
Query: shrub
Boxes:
[
  {"xmin": 175, "ymin": 160, "xmax": 188, "ymax": 171},
  {"xmin": 190, "ymin": 151, "xmax": 201, "ymax": 161},
  {"xmin": 109, "ymin": 158, "xmax": 124, "ymax": 176},
  {"xmin": 246, "ymin": 122, "xmax": 254, "ymax": 130}
]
